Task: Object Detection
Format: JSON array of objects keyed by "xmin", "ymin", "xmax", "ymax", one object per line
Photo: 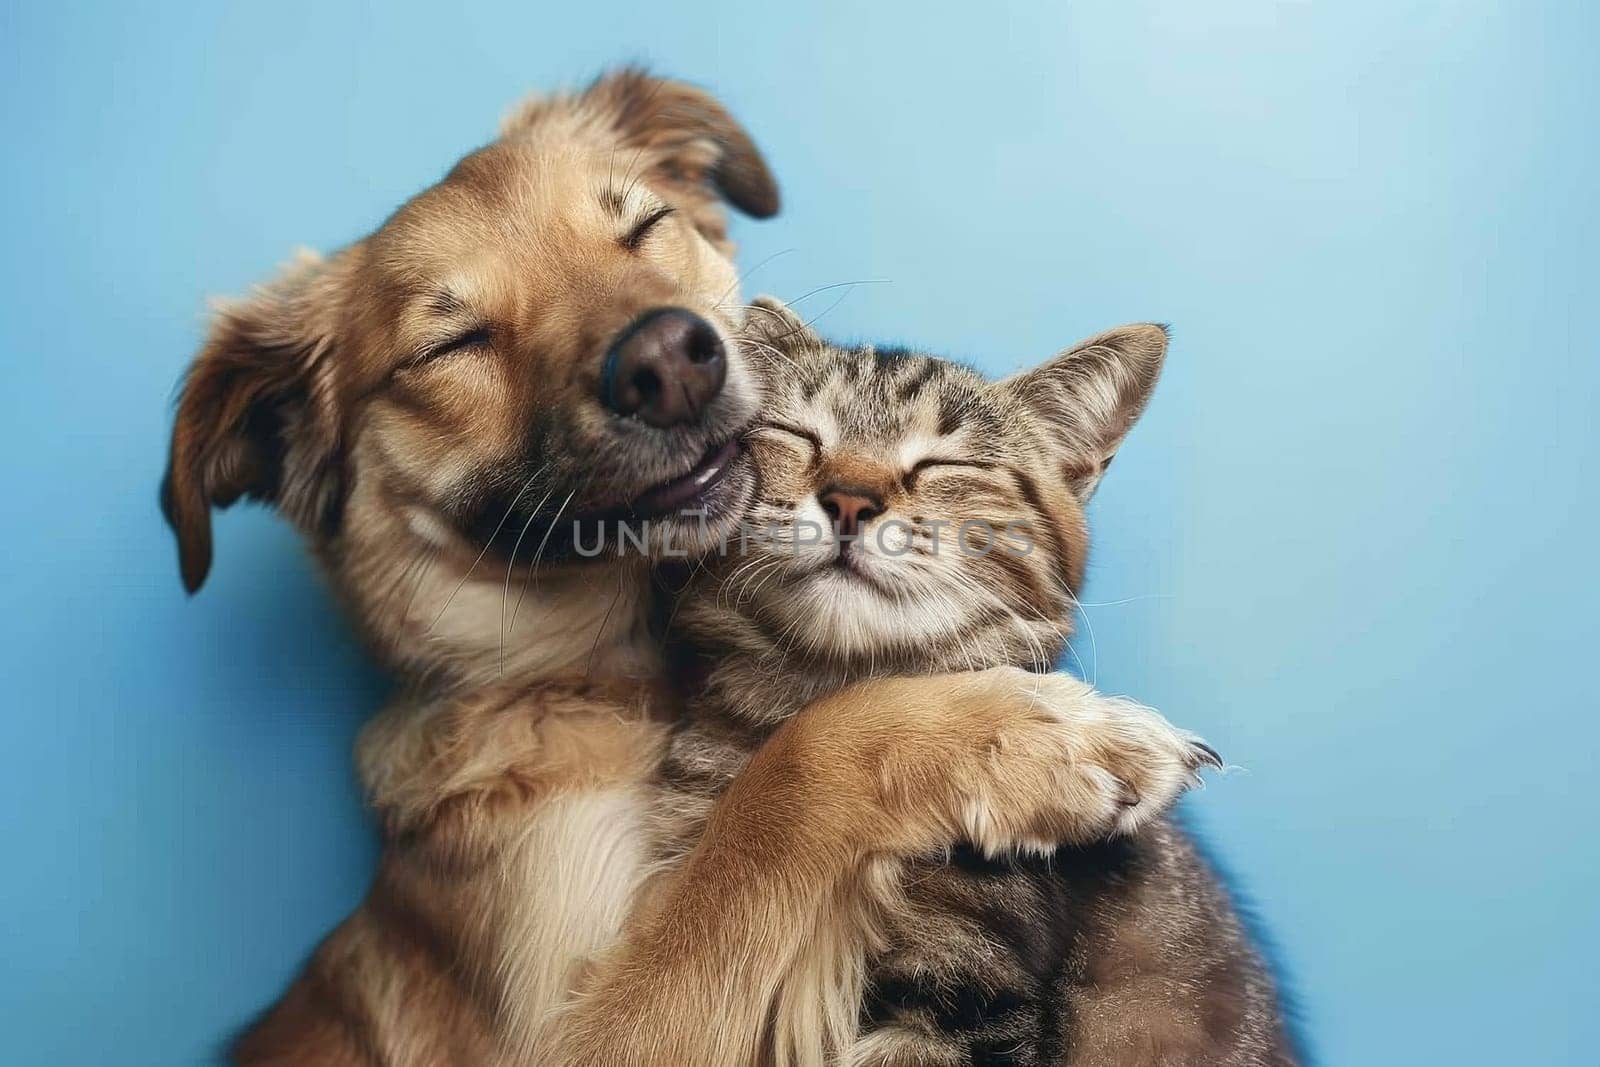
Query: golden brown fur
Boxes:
[
  {"xmin": 164, "ymin": 69, "xmax": 777, "ymax": 678},
  {"xmin": 552, "ymin": 667, "xmax": 1212, "ymax": 1066},
  {"xmin": 238, "ymin": 679, "xmax": 670, "ymax": 1065},
  {"xmin": 168, "ymin": 71, "xmax": 1230, "ymax": 1066},
  {"xmin": 234, "ymin": 666, "xmax": 1212, "ymax": 1067},
  {"xmin": 164, "ymin": 68, "xmax": 792, "ymax": 1062}
]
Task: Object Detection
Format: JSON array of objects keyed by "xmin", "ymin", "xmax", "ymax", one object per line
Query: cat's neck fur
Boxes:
[{"xmin": 680, "ymin": 625, "xmax": 1050, "ymax": 736}]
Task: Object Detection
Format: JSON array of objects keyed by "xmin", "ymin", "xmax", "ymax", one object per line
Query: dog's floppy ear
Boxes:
[
  {"xmin": 998, "ymin": 324, "xmax": 1168, "ymax": 502},
  {"xmin": 504, "ymin": 67, "xmax": 780, "ymax": 249},
  {"xmin": 161, "ymin": 252, "xmax": 346, "ymax": 593}
]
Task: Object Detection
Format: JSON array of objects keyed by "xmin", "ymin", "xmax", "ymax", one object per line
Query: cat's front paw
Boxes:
[{"xmin": 964, "ymin": 669, "xmax": 1220, "ymax": 852}]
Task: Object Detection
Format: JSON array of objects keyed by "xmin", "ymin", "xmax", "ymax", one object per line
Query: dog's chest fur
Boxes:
[{"xmin": 351, "ymin": 677, "xmax": 671, "ymax": 1062}]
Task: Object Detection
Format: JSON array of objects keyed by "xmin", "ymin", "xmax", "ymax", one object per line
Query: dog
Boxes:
[
  {"xmin": 166, "ymin": 68, "xmax": 783, "ymax": 1061},
  {"xmin": 167, "ymin": 70, "xmax": 1203, "ymax": 1064},
  {"xmin": 164, "ymin": 68, "xmax": 777, "ymax": 689}
]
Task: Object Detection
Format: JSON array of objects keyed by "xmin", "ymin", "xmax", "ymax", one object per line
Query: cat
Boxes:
[{"xmin": 653, "ymin": 297, "xmax": 1296, "ymax": 1066}]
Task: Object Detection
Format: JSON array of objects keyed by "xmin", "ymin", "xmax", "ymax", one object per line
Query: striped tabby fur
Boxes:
[{"xmin": 656, "ymin": 298, "xmax": 1296, "ymax": 1066}]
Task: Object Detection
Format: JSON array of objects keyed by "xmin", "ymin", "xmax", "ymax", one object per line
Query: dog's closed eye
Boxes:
[
  {"xmin": 404, "ymin": 326, "xmax": 494, "ymax": 371},
  {"xmin": 621, "ymin": 205, "xmax": 677, "ymax": 252}
]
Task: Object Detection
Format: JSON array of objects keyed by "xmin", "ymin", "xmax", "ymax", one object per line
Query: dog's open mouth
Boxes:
[{"xmin": 630, "ymin": 437, "xmax": 744, "ymax": 517}]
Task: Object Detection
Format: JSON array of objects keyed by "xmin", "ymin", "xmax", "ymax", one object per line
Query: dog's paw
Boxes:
[{"xmin": 963, "ymin": 670, "xmax": 1220, "ymax": 851}]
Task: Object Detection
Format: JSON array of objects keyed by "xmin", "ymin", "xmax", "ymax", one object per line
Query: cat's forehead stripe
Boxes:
[{"xmin": 764, "ymin": 335, "xmax": 1020, "ymax": 461}]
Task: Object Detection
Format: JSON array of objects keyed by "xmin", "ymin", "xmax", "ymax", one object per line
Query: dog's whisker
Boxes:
[
  {"xmin": 584, "ymin": 566, "xmax": 629, "ymax": 680},
  {"xmin": 375, "ymin": 546, "xmax": 430, "ymax": 633},
  {"xmin": 619, "ymin": 145, "xmax": 651, "ymax": 207},
  {"xmin": 429, "ymin": 471, "xmax": 543, "ymax": 633},
  {"xmin": 396, "ymin": 549, "xmax": 440, "ymax": 652},
  {"xmin": 508, "ymin": 489, "xmax": 577, "ymax": 637},
  {"xmin": 716, "ymin": 248, "xmax": 797, "ymax": 306},
  {"xmin": 497, "ymin": 483, "xmax": 559, "ymax": 675}
]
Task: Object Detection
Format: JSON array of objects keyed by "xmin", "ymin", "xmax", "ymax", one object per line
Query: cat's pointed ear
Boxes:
[{"xmin": 998, "ymin": 323, "xmax": 1168, "ymax": 502}]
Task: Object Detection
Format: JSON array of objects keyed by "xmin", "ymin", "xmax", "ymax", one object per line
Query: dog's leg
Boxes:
[{"xmin": 543, "ymin": 666, "xmax": 1216, "ymax": 1066}]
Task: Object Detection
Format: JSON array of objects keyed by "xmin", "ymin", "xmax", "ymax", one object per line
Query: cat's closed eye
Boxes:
[
  {"xmin": 749, "ymin": 421, "xmax": 823, "ymax": 462},
  {"xmin": 903, "ymin": 457, "xmax": 996, "ymax": 490}
]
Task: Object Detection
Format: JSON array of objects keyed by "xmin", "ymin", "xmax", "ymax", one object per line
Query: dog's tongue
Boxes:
[{"xmin": 631, "ymin": 438, "xmax": 741, "ymax": 515}]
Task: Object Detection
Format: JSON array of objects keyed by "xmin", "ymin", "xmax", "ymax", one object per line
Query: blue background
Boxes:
[{"xmin": 2, "ymin": 2, "xmax": 1595, "ymax": 1063}]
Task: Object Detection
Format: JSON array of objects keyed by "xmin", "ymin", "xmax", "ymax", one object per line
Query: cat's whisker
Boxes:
[
  {"xmin": 1073, "ymin": 593, "xmax": 1174, "ymax": 608},
  {"xmin": 734, "ymin": 335, "xmax": 804, "ymax": 377},
  {"xmin": 731, "ymin": 555, "xmax": 786, "ymax": 609},
  {"xmin": 1061, "ymin": 586, "xmax": 1100, "ymax": 687},
  {"xmin": 717, "ymin": 551, "xmax": 770, "ymax": 608},
  {"xmin": 780, "ymin": 278, "xmax": 891, "ymax": 307},
  {"xmin": 743, "ymin": 557, "xmax": 792, "ymax": 607}
]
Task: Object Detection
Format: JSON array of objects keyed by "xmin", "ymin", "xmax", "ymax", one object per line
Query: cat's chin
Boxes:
[
  {"xmin": 811, "ymin": 558, "xmax": 897, "ymax": 599},
  {"xmin": 761, "ymin": 568, "xmax": 965, "ymax": 662}
]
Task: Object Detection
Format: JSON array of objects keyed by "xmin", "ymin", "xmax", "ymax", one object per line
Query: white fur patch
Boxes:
[{"xmin": 493, "ymin": 785, "xmax": 658, "ymax": 1060}]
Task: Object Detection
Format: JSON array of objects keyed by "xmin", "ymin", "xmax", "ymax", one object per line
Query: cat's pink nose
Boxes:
[{"xmin": 819, "ymin": 487, "xmax": 883, "ymax": 538}]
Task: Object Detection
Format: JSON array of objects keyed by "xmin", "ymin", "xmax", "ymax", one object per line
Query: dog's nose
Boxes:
[
  {"xmin": 601, "ymin": 308, "xmax": 727, "ymax": 428},
  {"xmin": 819, "ymin": 487, "xmax": 884, "ymax": 539}
]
